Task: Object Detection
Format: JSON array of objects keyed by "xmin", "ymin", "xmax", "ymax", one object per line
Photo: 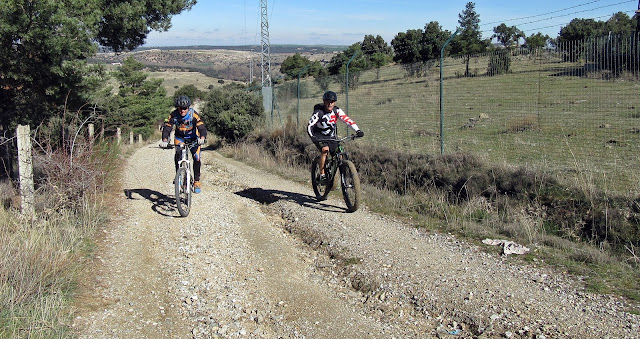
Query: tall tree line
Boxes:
[{"xmin": 0, "ymin": 0, "xmax": 196, "ymax": 131}]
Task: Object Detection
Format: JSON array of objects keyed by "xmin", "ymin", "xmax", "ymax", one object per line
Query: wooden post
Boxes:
[
  {"xmin": 116, "ymin": 127, "xmax": 121, "ymax": 143},
  {"xmin": 129, "ymin": 131, "xmax": 134, "ymax": 144},
  {"xmin": 16, "ymin": 125, "xmax": 35, "ymax": 218},
  {"xmin": 88, "ymin": 123, "xmax": 95, "ymax": 139},
  {"xmin": 138, "ymin": 134, "xmax": 142, "ymax": 143}
]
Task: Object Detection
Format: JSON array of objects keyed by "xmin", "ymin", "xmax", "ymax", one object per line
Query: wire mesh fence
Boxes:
[{"xmin": 269, "ymin": 33, "xmax": 640, "ymax": 196}]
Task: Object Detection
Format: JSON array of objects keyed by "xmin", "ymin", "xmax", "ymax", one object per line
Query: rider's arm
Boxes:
[
  {"xmin": 161, "ymin": 113, "xmax": 175, "ymax": 141},
  {"xmin": 193, "ymin": 111, "xmax": 207, "ymax": 139},
  {"xmin": 307, "ymin": 111, "xmax": 320, "ymax": 138},
  {"xmin": 335, "ymin": 107, "xmax": 360, "ymax": 132}
]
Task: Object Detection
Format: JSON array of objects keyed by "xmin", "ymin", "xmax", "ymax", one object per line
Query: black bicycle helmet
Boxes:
[
  {"xmin": 322, "ymin": 91, "xmax": 337, "ymax": 102},
  {"xmin": 175, "ymin": 95, "xmax": 191, "ymax": 108}
]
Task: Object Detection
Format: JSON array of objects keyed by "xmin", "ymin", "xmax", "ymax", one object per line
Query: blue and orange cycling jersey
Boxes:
[{"xmin": 161, "ymin": 107, "xmax": 207, "ymax": 142}]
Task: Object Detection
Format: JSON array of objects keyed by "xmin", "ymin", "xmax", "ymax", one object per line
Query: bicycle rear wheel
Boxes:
[
  {"xmin": 311, "ymin": 156, "xmax": 332, "ymax": 200},
  {"xmin": 340, "ymin": 160, "xmax": 361, "ymax": 212},
  {"xmin": 175, "ymin": 167, "xmax": 192, "ymax": 217}
]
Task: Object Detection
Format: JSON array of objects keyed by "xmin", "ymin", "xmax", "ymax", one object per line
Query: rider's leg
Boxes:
[
  {"xmin": 319, "ymin": 146, "xmax": 329, "ymax": 175},
  {"xmin": 193, "ymin": 160, "xmax": 201, "ymax": 182},
  {"xmin": 173, "ymin": 137, "xmax": 183, "ymax": 172},
  {"xmin": 173, "ymin": 150, "xmax": 180, "ymax": 172},
  {"xmin": 192, "ymin": 145, "xmax": 202, "ymax": 182}
]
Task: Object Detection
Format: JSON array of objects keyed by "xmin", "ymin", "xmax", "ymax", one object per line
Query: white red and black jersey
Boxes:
[{"xmin": 307, "ymin": 104, "xmax": 359, "ymax": 139}]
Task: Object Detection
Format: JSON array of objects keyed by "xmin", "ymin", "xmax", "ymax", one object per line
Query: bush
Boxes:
[
  {"xmin": 174, "ymin": 84, "xmax": 205, "ymax": 101},
  {"xmin": 202, "ymin": 85, "xmax": 264, "ymax": 142},
  {"xmin": 242, "ymin": 128, "xmax": 640, "ymax": 251},
  {"xmin": 487, "ymin": 50, "xmax": 511, "ymax": 76}
]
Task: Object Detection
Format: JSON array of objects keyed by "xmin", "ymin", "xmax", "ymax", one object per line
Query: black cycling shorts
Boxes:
[{"xmin": 312, "ymin": 138, "xmax": 338, "ymax": 154}]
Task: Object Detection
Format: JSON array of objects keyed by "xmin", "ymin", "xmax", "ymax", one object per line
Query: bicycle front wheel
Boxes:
[
  {"xmin": 340, "ymin": 160, "xmax": 361, "ymax": 212},
  {"xmin": 311, "ymin": 156, "xmax": 332, "ymax": 200},
  {"xmin": 175, "ymin": 167, "xmax": 192, "ymax": 217}
]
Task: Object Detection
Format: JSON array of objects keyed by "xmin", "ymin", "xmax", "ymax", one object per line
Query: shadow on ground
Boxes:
[
  {"xmin": 124, "ymin": 188, "xmax": 181, "ymax": 217},
  {"xmin": 235, "ymin": 187, "xmax": 348, "ymax": 213}
]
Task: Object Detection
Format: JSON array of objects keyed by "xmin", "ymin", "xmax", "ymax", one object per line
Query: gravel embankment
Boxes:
[{"xmin": 73, "ymin": 144, "xmax": 640, "ymax": 338}]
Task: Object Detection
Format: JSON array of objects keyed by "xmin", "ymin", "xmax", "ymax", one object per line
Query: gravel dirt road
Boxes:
[{"xmin": 72, "ymin": 143, "xmax": 640, "ymax": 338}]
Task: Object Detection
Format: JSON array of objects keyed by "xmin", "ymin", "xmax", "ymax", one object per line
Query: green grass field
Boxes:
[
  {"xmin": 147, "ymin": 70, "xmax": 230, "ymax": 97},
  {"xmin": 273, "ymin": 50, "xmax": 640, "ymax": 196}
]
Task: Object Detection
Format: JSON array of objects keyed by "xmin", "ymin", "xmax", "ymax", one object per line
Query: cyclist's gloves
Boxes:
[
  {"xmin": 159, "ymin": 141, "xmax": 168, "ymax": 148},
  {"xmin": 356, "ymin": 130, "xmax": 364, "ymax": 138},
  {"xmin": 198, "ymin": 138, "xmax": 206, "ymax": 145}
]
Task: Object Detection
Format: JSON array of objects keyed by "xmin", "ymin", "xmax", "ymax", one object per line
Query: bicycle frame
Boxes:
[
  {"xmin": 323, "ymin": 135, "xmax": 352, "ymax": 180},
  {"xmin": 174, "ymin": 140, "xmax": 198, "ymax": 217},
  {"xmin": 176, "ymin": 143, "xmax": 192, "ymax": 170},
  {"xmin": 311, "ymin": 134, "xmax": 361, "ymax": 212}
]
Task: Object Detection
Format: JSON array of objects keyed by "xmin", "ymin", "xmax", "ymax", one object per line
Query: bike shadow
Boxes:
[
  {"xmin": 234, "ymin": 187, "xmax": 349, "ymax": 213},
  {"xmin": 124, "ymin": 188, "xmax": 180, "ymax": 217}
]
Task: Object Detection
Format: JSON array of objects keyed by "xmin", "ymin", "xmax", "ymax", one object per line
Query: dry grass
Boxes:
[
  {"xmin": 221, "ymin": 127, "xmax": 640, "ymax": 304},
  {"xmin": 0, "ymin": 203, "xmax": 107, "ymax": 338},
  {"xmin": 0, "ymin": 121, "xmax": 121, "ymax": 337},
  {"xmin": 147, "ymin": 70, "xmax": 231, "ymax": 97},
  {"xmin": 505, "ymin": 114, "xmax": 539, "ymax": 133}
]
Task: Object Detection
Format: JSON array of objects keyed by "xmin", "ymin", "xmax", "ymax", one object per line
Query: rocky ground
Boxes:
[{"xmin": 72, "ymin": 143, "xmax": 640, "ymax": 338}]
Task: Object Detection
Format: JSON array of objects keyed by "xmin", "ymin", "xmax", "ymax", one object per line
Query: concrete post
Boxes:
[{"xmin": 16, "ymin": 125, "xmax": 35, "ymax": 218}]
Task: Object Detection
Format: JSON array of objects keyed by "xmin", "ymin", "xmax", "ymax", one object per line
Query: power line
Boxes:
[
  {"xmin": 481, "ymin": 0, "xmax": 636, "ymax": 32},
  {"xmin": 481, "ymin": 10, "xmax": 637, "ymax": 35},
  {"xmin": 483, "ymin": 0, "xmax": 605, "ymax": 26}
]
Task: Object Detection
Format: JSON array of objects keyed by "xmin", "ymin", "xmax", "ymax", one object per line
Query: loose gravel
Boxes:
[{"xmin": 72, "ymin": 144, "xmax": 640, "ymax": 338}]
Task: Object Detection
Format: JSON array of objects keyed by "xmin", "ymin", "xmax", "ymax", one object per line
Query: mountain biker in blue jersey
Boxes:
[
  {"xmin": 307, "ymin": 91, "xmax": 364, "ymax": 181},
  {"xmin": 159, "ymin": 95, "xmax": 207, "ymax": 193}
]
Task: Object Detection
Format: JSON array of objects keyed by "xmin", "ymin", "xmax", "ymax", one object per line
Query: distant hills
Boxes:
[
  {"xmin": 130, "ymin": 45, "xmax": 348, "ymax": 54},
  {"xmin": 92, "ymin": 45, "xmax": 342, "ymax": 82}
]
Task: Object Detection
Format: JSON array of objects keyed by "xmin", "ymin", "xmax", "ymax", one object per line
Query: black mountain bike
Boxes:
[{"xmin": 311, "ymin": 135, "xmax": 362, "ymax": 212}]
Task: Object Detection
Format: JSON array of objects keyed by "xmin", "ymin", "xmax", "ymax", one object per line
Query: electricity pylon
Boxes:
[
  {"xmin": 260, "ymin": 0, "xmax": 271, "ymax": 88},
  {"xmin": 260, "ymin": 0, "xmax": 273, "ymax": 116}
]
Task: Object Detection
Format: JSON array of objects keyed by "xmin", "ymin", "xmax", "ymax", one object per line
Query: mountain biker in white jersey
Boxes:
[{"xmin": 307, "ymin": 91, "xmax": 364, "ymax": 181}]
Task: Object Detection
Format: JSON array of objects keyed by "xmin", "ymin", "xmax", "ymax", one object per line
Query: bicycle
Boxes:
[
  {"xmin": 168, "ymin": 140, "xmax": 199, "ymax": 217},
  {"xmin": 311, "ymin": 134, "xmax": 362, "ymax": 212}
]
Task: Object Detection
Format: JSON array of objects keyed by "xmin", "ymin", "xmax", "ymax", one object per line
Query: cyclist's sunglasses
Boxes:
[{"xmin": 178, "ymin": 106, "xmax": 189, "ymax": 110}]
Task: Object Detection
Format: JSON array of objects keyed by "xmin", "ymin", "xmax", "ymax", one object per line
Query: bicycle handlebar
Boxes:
[
  {"xmin": 317, "ymin": 134, "xmax": 363, "ymax": 143},
  {"xmin": 177, "ymin": 140, "xmax": 200, "ymax": 148},
  {"xmin": 161, "ymin": 140, "xmax": 201, "ymax": 149}
]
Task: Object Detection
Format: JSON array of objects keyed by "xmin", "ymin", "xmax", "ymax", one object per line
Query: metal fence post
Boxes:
[
  {"xmin": 440, "ymin": 30, "xmax": 459, "ymax": 155},
  {"xmin": 297, "ymin": 64, "xmax": 311, "ymax": 127},
  {"xmin": 346, "ymin": 51, "xmax": 359, "ymax": 118}
]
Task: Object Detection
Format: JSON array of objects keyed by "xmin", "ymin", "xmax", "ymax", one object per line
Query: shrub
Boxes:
[
  {"xmin": 505, "ymin": 114, "xmax": 538, "ymax": 133},
  {"xmin": 242, "ymin": 127, "xmax": 640, "ymax": 252},
  {"xmin": 174, "ymin": 84, "xmax": 205, "ymax": 101},
  {"xmin": 203, "ymin": 85, "xmax": 265, "ymax": 142},
  {"xmin": 487, "ymin": 50, "xmax": 511, "ymax": 76}
]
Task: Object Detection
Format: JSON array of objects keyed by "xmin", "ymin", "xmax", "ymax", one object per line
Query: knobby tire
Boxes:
[
  {"xmin": 175, "ymin": 166, "xmax": 192, "ymax": 217},
  {"xmin": 311, "ymin": 156, "xmax": 332, "ymax": 200},
  {"xmin": 340, "ymin": 160, "xmax": 361, "ymax": 212}
]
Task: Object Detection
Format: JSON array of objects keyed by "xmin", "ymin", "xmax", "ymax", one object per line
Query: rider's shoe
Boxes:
[
  {"xmin": 194, "ymin": 181, "xmax": 201, "ymax": 194},
  {"xmin": 319, "ymin": 174, "xmax": 326, "ymax": 182}
]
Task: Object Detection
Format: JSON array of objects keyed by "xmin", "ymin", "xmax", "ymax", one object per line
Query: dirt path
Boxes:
[{"xmin": 73, "ymin": 143, "xmax": 640, "ymax": 338}]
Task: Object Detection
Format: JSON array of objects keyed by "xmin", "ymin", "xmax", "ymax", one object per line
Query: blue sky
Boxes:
[{"xmin": 143, "ymin": 0, "xmax": 639, "ymax": 47}]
